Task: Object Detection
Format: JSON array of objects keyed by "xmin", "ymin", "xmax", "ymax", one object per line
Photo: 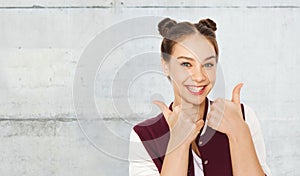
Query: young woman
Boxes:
[{"xmin": 129, "ymin": 17, "xmax": 271, "ymax": 176}]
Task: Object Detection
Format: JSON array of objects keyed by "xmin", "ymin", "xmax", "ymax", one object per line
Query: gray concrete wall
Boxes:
[{"xmin": 0, "ymin": 0, "xmax": 299, "ymax": 175}]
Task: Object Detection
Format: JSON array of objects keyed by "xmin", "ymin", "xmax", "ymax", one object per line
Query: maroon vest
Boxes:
[{"xmin": 133, "ymin": 98, "xmax": 245, "ymax": 176}]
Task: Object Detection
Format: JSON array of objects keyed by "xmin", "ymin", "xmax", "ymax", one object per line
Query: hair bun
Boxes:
[
  {"xmin": 158, "ymin": 18, "xmax": 177, "ymax": 37},
  {"xmin": 198, "ymin": 18, "xmax": 217, "ymax": 31}
]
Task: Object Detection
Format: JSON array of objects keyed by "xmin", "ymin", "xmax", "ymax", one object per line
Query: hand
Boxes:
[
  {"xmin": 153, "ymin": 100, "xmax": 204, "ymax": 150},
  {"xmin": 207, "ymin": 83, "xmax": 248, "ymax": 136}
]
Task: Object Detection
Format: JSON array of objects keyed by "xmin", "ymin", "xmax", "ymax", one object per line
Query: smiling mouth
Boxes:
[{"xmin": 186, "ymin": 85, "xmax": 206, "ymax": 95}]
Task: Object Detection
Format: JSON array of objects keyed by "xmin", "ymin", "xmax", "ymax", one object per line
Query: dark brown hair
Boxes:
[{"xmin": 158, "ymin": 17, "xmax": 219, "ymax": 62}]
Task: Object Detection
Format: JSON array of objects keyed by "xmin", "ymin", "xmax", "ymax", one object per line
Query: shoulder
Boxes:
[
  {"xmin": 243, "ymin": 104, "xmax": 257, "ymax": 121},
  {"xmin": 241, "ymin": 104, "xmax": 272, "ymax": 175},
  {"xmin": 129, "ymin": 129, "xmax": 160, "ymax": 176},
  {"xmin": 243, "ymin": 104, "xmax": 261, "ymax": 128},
  {"xmin": 242, "ymin": 104, "xmax": 264, "ymax": 138},
  {"xmin": 133, "ymin": 112, "xmax": 169, "ymax": 141},
  {"xmin": 130, "ymin": 112, "xmax": 171, "ymax": 173},
  {"xmin": 134, "ymin": 112, "xmax": 165, "ymax": 128}
]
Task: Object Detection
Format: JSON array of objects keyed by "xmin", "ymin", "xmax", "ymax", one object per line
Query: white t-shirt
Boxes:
[{"xmin": 129, "ymin": 103, "xmax": 272, "ymax": 176}]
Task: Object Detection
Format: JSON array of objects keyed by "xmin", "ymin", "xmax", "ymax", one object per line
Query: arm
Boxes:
[
  {"xmin": 129, "ymin": 128, "xmax": 197, "ymax": 176},
  {"xmin": 129, "ymin": 129, "xmax": 160, "ymax": 176},
  {"xmin": 129, "ymin": 100, "xmax": 204, "ymax": 176},
  {"xmin": 152, "ymin": 101, "xmax": 204, "ymax": 176},
  {"xmin": 207, "ymin": 83, "xmax": 271, "ymax": 176},
  {"xmin": 160, "ymin": 141, "xmax": 190, "ymax": 176},
  {"xmin": 244, "ymin": 104, "xmax": 272, "ymax": 175},
  {"xmin": 227, "ymin": 121, "xmax": 265, "ymax": 176}
]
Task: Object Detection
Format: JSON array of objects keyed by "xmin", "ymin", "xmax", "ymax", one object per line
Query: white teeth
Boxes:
[{"xmin": 187, "ymin": 86, "xmax": 204, "ymax": 92}]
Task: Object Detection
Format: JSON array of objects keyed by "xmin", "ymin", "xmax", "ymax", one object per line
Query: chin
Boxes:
[{"xmin": 190, "ymin": 98, "xmax": 206, "ymax": 105}]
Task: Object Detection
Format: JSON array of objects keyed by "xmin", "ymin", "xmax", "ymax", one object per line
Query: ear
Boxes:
[{"xmin": 161, "ymin": 58, "xmax": 170, "ymax": 76}]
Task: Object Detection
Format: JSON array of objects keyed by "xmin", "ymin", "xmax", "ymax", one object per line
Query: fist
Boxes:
[
  {"xmin": 153, "ymin": 100, "xmax": 205, "ymax": 150},
  {"xmin": 207, "ymin": 83, "xmax": 247, "ymax": 136}
]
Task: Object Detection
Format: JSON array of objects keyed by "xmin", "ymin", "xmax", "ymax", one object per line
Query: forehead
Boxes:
[{"xmin": 171, "ymin": 34, "xmax": 216, "ymax": 62}]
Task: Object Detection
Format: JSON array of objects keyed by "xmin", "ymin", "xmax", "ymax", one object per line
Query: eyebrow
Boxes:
[{"xmin": 177, "ymin": 55, "xmax": 216, "ymax": 61}]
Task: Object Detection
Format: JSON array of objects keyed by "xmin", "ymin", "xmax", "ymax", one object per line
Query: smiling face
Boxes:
[{"xmin": 162, "ymin": 33, "xmax": 217, "ymax": 106}]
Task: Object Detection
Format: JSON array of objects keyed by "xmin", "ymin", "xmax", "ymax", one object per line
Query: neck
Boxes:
[{"xmin": 172, "ymin": 97, "xmax": 207, "ymax": 121}]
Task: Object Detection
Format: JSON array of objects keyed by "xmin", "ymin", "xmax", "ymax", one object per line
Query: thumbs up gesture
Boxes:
[
  {"xmin": 207, "ymin": 83, "xmax": 247, "ymax": 136},
  {"xmin": 153, "ymin": 100, "xmax": 205, "ymax": 150}
]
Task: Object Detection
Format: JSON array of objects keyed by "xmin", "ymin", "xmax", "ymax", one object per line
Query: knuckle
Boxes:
[
  {"xmin": 173, "ymin": 106, "xmax": 181, "ymax": 113},
  {"xmin": 215, "ymin": 98, "xmax": 222, "ymax": 102}
]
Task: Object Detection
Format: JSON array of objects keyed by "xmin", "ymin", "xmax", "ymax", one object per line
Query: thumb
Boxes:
[
  {"xmin": 231, "ymin": 83, "xmax": 243, "ymax": 104},
  {"xmin": 152, "ymin": 100, "xmax": 172, "ymax": 118}
]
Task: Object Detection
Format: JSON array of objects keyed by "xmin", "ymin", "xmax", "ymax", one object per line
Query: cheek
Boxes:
[
  {"xmin": 206, "ymin": 69, "xmax": 217, "ymax": 83},
  {"xmin": 170, "ymin": 71, "xmax": 190, "ymax": 92},
  {"xmin": 171, "ymin": 72, "xmax": 186, "ymax": 87},
  {"xmin": 169, "ymin": 65, "xmax": 190, "ymax": 82}
]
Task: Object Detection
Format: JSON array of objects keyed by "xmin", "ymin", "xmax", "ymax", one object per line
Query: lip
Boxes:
[{"xmin": 186, "ymin": 85, "xmax": 207, "ymax": 95}]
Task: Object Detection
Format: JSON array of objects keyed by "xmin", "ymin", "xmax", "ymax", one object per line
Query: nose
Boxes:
[{"xmin": 190, "ymin": 66, "xmax": 207, "ymax": 82}]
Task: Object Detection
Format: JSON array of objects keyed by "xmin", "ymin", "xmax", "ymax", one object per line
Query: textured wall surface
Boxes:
[{"xmin": 0, "ymin": 0, "xmax": 299, "ymax": 175}]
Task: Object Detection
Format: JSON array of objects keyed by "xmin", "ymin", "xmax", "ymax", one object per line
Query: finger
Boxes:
[
  {"xmin": 214, "ymin": 98, "xmax": 223, "ymax": 103},
  {"xmin": 195, "ymin": 119, "xmax": 204, "ymax": 127},
  {"xmin": 192, "ymin": 119, "xmax": 204, "ymax": 129},
  {"xmin": 173, "ymin": 104, "xmax": 181, "ymax": 113},
  {"xmin": 207, "ymin": 111, "xmax": 220, "ymax": 129},
  {"xmin": 211, "ymin": 101, "xmax": 225, "ymax": 113},
  {"xmin": 206, "ymin": 112, "xmax": 211, "ymax": 120},
  {"xmin": 152, "ymin": 100, "xmax": 172, "ymax": 118},
  {"xmin": 207, "ymin": 111, "xmax": 217, "ymax": 122},
  {"xmin": 210, "ymin": 98, "xmax": 223, "ymax": 110},
  {"xmin": 207, "ymin": 115, "xmax": 216, "ymax": 130},
  {"xmin": 231, "ymin": 83, "xmax": 243, "ymax": 104},
  {"xmin": 195, "ymin": 119, "xmax": 205, "ymax": 133}
]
